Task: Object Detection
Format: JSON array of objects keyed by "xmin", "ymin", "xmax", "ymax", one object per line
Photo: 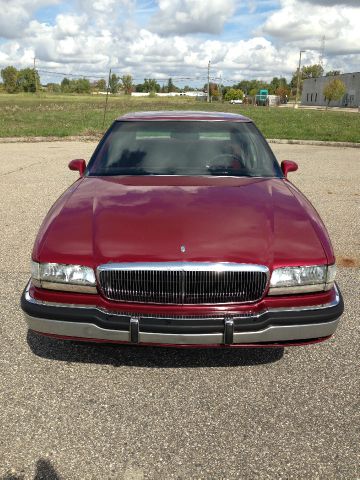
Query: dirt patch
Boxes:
[{"xmin": 337, "ymin": 256, "xmax": 360, "ymax": 268}]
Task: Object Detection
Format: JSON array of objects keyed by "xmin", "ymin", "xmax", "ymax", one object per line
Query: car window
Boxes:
[{"xmin": 87, "ymin": 121, "xmax": 282, "ymax": 178}]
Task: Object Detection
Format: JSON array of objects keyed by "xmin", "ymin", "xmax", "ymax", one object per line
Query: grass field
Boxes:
[{"xmin": 0, "ymin": 93, "xmax": 359, "ymax": 142}]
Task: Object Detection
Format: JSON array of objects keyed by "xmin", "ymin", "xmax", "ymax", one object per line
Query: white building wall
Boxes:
[{"xmin": 301, "ymin": 72, "xmax": 360, "ymax": 107}]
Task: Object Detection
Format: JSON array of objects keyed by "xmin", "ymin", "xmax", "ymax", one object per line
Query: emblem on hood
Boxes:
[{"xmin": 180, "ymin": 245, "xmax": 186, "ymax": 253}]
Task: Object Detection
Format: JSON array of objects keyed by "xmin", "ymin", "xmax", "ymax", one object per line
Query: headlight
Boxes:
[
  {"xmin": 268, "ymin": 264, "xmax": 336, "ymax": 295},
  {"xmin": 31, "ymin": 261, "xmax": 97, "ymax": 294}
]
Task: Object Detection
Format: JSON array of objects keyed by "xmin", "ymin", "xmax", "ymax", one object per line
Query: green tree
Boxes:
[
  {"xmin": 326, "ymin": 70, "xmax": 341, "ymax": 76},
  {"xmin": 71, "ymin": 78, "xmax": 91, "ymax": 94},
  {"xmin": 290, "ymin": 64, "xmax": 324, "ymax": 95},
  {"xmin": 1, "ymin": 66, "xmax": 18, "ymax": 93},
  {"xmin": 269, "ymin": 77, "xmax": 280, "ymax": 94},
  {"xmin": 61, "ymin": 77, "xmax": 71, "ymax": 93},
  {"xmin": 109, "ymin": 73, "xmax": 120, "ymax": 94},
  {"xmin": 323, "ymin": 78, "xmax": 346, "ymax": 109},
  {"xmin": 17, "ymin": 68, "xmax": 40, "ymax": 92},
  {"xmin": 203, "ymin": 82, "xmax": 220, "ymax": 99},
  {"xmin": 143, "ymin": 78, "xmax": 160, "ymax": 93},
  {"xmin": 167, "ymin": 78, "xmax": 176, "ymax": 92},
  {"xmin": 275, "ymin": 85, "xmax": 290, "ymax": 102},
  {"xmin": 302, "ymin": 64, "xmax": 324, "ymax": 79},
  {"xmin": 95, "ymin": 79, "xmax": 107, "ymax": 91},
  {"xmin": 210, "ymin": 82, "xmax": 219, "ymax": 99},
  {"xmin": 224, "ymin": 88, "xmax": 244, "ymax": 101},
  {"xmin": 121, "ymin": 74, "xmax": 133, "ymax": 95},
  {"xmin": 269, "ymin": 77, "xmax": 288, "ymax": 95},
  {"xmin": 60, "ymin": 77, "xmax": 91, "ymax": 94},
  {"xmin": 46, "ymin": 83, "xmax": 61, "ymax": 93}
]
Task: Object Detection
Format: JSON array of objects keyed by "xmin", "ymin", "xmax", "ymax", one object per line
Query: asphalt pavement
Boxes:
[{"xmin": 0, "ymin": 141, "xmax": 359, "ymax": 479}]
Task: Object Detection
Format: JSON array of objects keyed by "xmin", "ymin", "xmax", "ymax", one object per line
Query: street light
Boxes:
[
  {"xmin": 295, "ymin": 50, "xmax": 306, "ymax": 108},
  {"xmin": 207, "ymin": 60, "xmax": 211, "ymax": 103}
]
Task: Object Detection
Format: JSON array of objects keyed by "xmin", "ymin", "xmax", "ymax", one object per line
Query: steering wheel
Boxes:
[{"xmin": 206, "ymin": 153, "xmax": 244, "ymax": 171}]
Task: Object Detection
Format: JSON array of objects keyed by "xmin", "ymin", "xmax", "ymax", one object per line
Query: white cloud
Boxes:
[
  {"xmin": 304, "ymin": 0, "xmax": 360, "ymax": 5},
  {"xmin": 55, "ymin": 14, "xmax": 87, "ymax": 37},
  {"xmin": 0, "ymin": 0, "xmax": 59, "ymax": 39},
  {"xmin": 150, "ymin": 0, "xmax": 236, "ymax": 35},
  {"xmin": 0, "ymin": 0, "xmax": 359, "ymax": 84},
  {"xmin": 262, "ymin": 0, "xmax": 360, "ymax": 55}
]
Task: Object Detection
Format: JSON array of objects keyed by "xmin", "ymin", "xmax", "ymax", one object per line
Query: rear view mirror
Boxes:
[
  {"xmin": 281, "ymin": 160, "xmax": 298, "ymax": 178},
  {"xmin": 68, "ymin": 159, "xmax": 86, "ymax": 177}
]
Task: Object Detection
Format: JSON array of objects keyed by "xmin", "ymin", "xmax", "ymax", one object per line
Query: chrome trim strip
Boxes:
[
  {"xmin": 24, "ymin": 314, "xmax": 339, "ymax": 344},
  {"xmin": 232, "ymin": 319, "xmax": 339, "ymax": 343},
  {"xmin": 25, "ymin": 314, "xmax": 130, "ymax": 342},
  {"xmin": 24, "ymin": 281, "xmax": 341, "ymax": 317},
  {"xmin": 268, "ymin": 284, "xmax": 326, "ymax": 295},
  {"xmin": 97, "ymin": 262, "xmax": 269, "ymax": 273},
  {"xmin": 267, "ymin": 284, "xmax": 340, "ymax": 314},
  {"xmin": 24, "ymin": 281, "xmax": 93, "ymax": 309},
  {"xmin": 40, "ymin": 281, "xmax": 97, "ymax": 294},
  {"xmin": 138, "ymin": 331, "xmax": 223, "ymax": 345}
]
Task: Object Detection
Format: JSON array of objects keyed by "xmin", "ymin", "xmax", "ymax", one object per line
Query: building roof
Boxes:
[{"xmin": 117, "ymin": 111, "xmax": 252, "ymax": 122}]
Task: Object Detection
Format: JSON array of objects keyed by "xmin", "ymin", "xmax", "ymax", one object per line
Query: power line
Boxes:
[
  {"xmin": 37, "ymin": 67, "xmax": 214, "ymax": 83},
  {"xmin": 37, "ymin": 68, "xmax": 105, "ymax": 79}
]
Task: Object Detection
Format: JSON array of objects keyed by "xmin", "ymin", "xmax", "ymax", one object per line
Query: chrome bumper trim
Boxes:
[
  {"xmin": 24, "ymin": 281, "xmax": 341, "ymax": 318},
  {"xmin": 24, "ymin": 314, "xmax": 340, "ymax": 344}
]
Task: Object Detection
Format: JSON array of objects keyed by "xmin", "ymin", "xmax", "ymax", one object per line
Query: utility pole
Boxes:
[
  {"xmin": 207, "ymin": 60, "xmax": 211, "ymax": 103},
  {"xmin": 295, "ymin": 50, "xmax": 305, "ymax": 108},
  {"xmin": 102, "ymin": 68, "xmax": 112, "ymax": 129},
  {"xmin": 219, "ymin": 74, "xmax": 222, "ymax": 102},
  {"xmin": 33, "ymin": 57, "xmax": 38, "ymax": 93},
  {"xmin": 319, "ymin": 35, "xmax": 325, "ymax": 69}
]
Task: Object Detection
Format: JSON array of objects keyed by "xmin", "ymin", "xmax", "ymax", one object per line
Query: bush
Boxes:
[
  {"xmin": 224, "ymin": 88, "xmax": 244, "ymax": 101},
  {"xmin": 1, "ymin": 66, "xmax": 18, "ymax": 93},
  {"xmin": 323, "ymin": 79, "xmax": 346, "ymax": 108}
]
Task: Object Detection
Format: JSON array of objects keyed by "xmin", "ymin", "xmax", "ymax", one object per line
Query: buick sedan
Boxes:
[{"xmin": 21, "ymin": 111, "xmax": 344, "ymax": 347}]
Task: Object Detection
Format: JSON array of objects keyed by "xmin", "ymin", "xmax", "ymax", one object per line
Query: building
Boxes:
[
  {"xmin": 131, "ymin": 91, "xmax": 207, "ymax": 98},
  {"xmin": 301, "ymin": 72, "xmax": 360, "ymax": 107}
]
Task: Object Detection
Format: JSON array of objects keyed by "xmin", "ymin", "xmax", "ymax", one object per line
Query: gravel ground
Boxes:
[{"xmin": 0, "ymin": 142, "xmax": 359, "ymax": 479}]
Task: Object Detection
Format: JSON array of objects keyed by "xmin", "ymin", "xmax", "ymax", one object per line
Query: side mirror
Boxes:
[
  {"xmin": 68, "ymin": 159, "xmax": 86, "ymax": 177},
  {"xmin": 281, "ymin": 160, "xmax": 298, "ymax": 178}
]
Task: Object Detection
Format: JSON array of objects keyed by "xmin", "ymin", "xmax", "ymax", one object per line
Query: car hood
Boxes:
[{"xmin": 34, "ymin": 176, "xmax": 332, "ymax": 269}]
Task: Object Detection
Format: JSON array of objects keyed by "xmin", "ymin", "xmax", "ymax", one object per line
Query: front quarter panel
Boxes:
[{"xmin": 284, "ymin": 181, "xmax": 335, "ymax": 265}]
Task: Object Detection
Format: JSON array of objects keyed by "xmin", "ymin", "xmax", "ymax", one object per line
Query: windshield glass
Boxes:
[{"xmin": 87, "ymin": 121, "xmax": 282, "ymax": 178}]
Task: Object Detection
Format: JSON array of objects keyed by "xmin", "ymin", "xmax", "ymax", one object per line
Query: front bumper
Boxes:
[{"xmin": 21, "ymin": 281, "xmax": 344, "ymax": 347}]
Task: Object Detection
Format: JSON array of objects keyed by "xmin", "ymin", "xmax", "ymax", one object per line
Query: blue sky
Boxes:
[{"xmin": 0, "ymin": 0, "xmax": 359, "ymax": 87}]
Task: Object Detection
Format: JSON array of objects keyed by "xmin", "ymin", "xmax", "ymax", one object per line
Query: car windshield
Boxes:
[{"xmin": 87, "ymin": 121, "xmax": 282, "ymax": 178}]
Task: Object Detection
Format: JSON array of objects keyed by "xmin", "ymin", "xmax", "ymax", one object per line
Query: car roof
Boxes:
[{"xmin": 116, "ymin": 111, "xmax": 252, "ymax": 122}]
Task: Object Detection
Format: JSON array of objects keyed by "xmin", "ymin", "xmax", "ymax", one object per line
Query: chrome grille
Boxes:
[{"xmin": 98, "ymin": 263, "xmax": 268, "ymax": 304}]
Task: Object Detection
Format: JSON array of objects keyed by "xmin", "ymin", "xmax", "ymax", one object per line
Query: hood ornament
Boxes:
[{"xmin": 180, "ymin": 245, "xmax": 186, "ymax": 253}]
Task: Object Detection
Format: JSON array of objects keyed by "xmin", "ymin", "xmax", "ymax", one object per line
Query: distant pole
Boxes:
[
  {"xmin": 102, "ymin": 68, "xmax": 111, "ymax": 129},
  {"xmin": 207, "ymin": 61, "xmax": 211, "ymax": 103},
  {"xmin": 33, "ymin": 57, "xmax": 37, "ymax": 93},
  {"xmin": 219, "ymin": 74, "xmax": 222, "ymax": 102},
  {"xmin": 319, "ymin": 35, "xmax": 326, "ymax": 69},
  {"xmin": 295, "ymin": 50, "xmax": 305, "ymax": 108}
]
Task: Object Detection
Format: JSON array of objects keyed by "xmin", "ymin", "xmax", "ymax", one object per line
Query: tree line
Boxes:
[
  {"xmin": 0, "ymin": 66, "xmax": 40, "ymax": 93},
  {"xmin": 0, "ymin": 63, "xmax": 344, "ymax": 103}
]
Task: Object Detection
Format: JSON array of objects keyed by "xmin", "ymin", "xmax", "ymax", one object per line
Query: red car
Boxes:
[{"xmin": 21, "ymin": 111, "xmax": 343, "ymax": 347}]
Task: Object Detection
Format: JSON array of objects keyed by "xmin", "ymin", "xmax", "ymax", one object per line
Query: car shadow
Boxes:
[
  {"xmin": 2, "ymin": 458, "xmax": 61, "ymax": 480},
  {"xmin": 27, "ymin": 330, "xmax": 284, "ymax": 368}
]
